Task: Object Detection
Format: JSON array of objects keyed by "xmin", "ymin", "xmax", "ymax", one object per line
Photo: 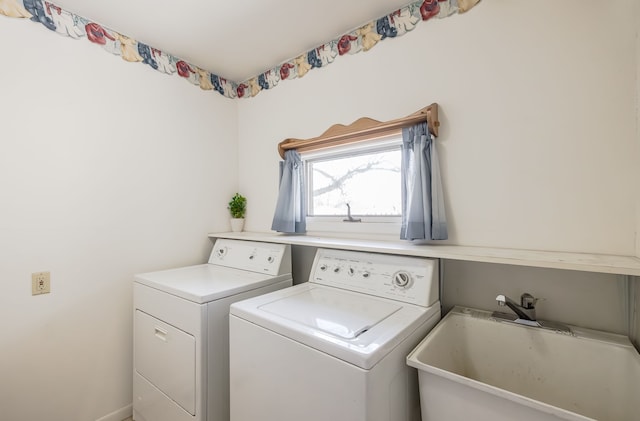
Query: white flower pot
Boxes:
[{"xmin": 230, "ymin": 218, "xmax": 245, "ymax": 232}]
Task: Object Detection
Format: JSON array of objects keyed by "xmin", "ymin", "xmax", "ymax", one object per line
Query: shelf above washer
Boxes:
[{"xmin": 208, "ymin": 231, "xmax": 640, "ymax": 277}]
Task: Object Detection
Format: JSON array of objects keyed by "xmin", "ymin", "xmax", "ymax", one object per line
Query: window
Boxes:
[
  {"xmin": 273, "ymin": 104, "xmax": 441, "ymax": 237},
  {"xmin": 302, "ymin": 136, "xmax": 402, "ymax": 235}
]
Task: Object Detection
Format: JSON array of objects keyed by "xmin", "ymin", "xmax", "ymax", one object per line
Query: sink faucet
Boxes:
[
  {"xmin": 496, "ymin": 293, "xmax": 538, "ymax": 321},
  {"xmin": 493, "ymin": 293, "xmax": 572, "ymax": 334}
]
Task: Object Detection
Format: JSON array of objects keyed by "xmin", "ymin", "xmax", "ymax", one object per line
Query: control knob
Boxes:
[
  {"xmin": 393, "ymin": 271, "xmax": 412, "ymax": 288},
  {"xmin": 216, "ymin": 246, "xmax": 228, "ymax": 258}
]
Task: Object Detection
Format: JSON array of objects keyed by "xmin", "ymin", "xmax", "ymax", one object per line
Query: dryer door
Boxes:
[{"xmin": 134, "ymin": 310, "xmax": 196, "ymax": 415}]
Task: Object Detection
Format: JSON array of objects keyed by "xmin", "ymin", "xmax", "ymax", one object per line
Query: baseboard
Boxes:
[{"xmin": 95, "ymin": 403, "xmax": 133, "ymax": 421}]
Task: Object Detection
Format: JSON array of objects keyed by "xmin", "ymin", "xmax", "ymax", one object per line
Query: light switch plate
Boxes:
[{"xmin": 32, "ymin": 272, "xmax": 50, "ymax": 295}]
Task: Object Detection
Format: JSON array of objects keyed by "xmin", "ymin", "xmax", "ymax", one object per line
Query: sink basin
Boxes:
[{"xmin": 406, "ymin": 306, "xmax": 640, "ymax": 421}]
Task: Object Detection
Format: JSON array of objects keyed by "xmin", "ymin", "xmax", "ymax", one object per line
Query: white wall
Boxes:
[
  {"xmin": 636, "ymin": 0, "xmax": 640, "ymax": 259},
  {"xmin": 237, "ymin": 0, "xmax": 638, "ymax": 343},
  {"xmin": 0, "ymin": 18, "xmax": 237, "ymax": 421},
  {"xmin": 2, "ymin": 0, "xmax": 638, "ymax": 418},
  {"xmin": 635, "ymin": 0, "xmax": 640, "ymax": 349},
  {"xmin": 238, "ymin": 0, "xmax": 637, "ymax": 256}
]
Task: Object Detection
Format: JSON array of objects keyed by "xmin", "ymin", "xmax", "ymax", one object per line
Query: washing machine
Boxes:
[
  {"xmin": 133, "ymin": 239, "xmax": 292, "ymax": 421},
  {"xmin": 229, "ymin": 248, "xmax": 441, "ymax": 421}
]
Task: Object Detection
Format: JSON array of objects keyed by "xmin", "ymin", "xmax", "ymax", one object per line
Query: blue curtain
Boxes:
[
  {"xmin": 271, "ymin": 150, "xmax": 306, "ymax": 233},
  {"xmin": 400, "ymin": 122, "xmax": 448, "ymax": 240}
]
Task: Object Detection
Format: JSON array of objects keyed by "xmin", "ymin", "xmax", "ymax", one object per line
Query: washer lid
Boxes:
[
  {"xmin": 134, "ymin": 264, "xmax": 289, "ymax": 304},
  {"xmin": 259, "ymin": 288, "xmax": 401, "ymax": 339},
  {"xmin": 230, "ymin": 283, "xmax": 439, "ymax": 370}
]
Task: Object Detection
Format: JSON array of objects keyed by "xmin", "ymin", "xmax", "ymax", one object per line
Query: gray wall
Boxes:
[
  {"xmin": 441, "ymin": 260, "xmax": 628, "ymax": 334},
  {"xmin": 633, "ymin": 277, "xmax": 639, "ymax": 350},
  {"xmin": 290, "ymin": 245, "xmax": 634, "ymax": 339}
]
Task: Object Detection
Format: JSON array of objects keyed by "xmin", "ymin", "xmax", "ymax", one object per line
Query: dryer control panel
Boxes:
[
  {"xmin": 310, "ymin": 249, "xmax": 439, "ymax": 307},
  {"xmin": 208, "ymin": 239, "xmax": 291, "ymax": 276}
]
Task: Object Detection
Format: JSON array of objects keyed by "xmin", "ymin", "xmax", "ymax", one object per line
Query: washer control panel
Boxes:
[
  {"xmin": 208, "ymin": 239, "xmax": 291, "ymax": 276},
  {"xmin": 310, "ymin": 248, "xmax": 439, "ymax": 307}
]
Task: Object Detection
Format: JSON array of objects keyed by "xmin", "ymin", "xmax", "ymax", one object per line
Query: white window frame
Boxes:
[{"xmin": 301, "ymin": 135, "xmax": 402, "ymax": 237}]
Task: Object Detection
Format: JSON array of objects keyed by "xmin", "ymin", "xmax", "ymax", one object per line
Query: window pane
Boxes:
[{"xmin": 308, "ymin": 148, "xmax": 401, "ymax": 216}]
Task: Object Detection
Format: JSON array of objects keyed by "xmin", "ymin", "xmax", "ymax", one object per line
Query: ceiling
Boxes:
[{"xmin": 51, "ymin": 0, "xmax": 414, "ymax": 82}]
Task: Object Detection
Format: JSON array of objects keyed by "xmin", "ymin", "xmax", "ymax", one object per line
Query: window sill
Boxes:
[
  {"xmin": 208, "ymin": 231, "xmax": 640, "ymax": 276},
  {"xmin": 305, "ymin": 219, "xmax": 401, "ymax": 237}
]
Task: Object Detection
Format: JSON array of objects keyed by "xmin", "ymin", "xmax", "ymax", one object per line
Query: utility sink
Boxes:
[{"xmin": 406, "ymin": 306, "xmax": 640, "ymax": 421}]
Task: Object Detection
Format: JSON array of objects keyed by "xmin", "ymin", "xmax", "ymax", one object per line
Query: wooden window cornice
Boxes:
[{"xmin": 277, "ymin": 103, "xmax": 439, "ymax": 159}]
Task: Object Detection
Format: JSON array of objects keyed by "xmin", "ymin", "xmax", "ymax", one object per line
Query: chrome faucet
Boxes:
[
  {"xmin": 496, "ymin": 293, "xmax": 538, "ymax": 321},
  {"xmin": 493, "ymin": 292, "xmax": 572, "ymax": 334},
  {"xmin": 343, "ymin": 203, "xmax": 361, "ymax": 222}
]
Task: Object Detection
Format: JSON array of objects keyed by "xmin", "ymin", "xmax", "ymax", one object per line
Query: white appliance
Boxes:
[
  {"xmin": 229, "ymin": 248, "xmax": 441, "ymax": 421},
  {"xmin": 133, "ymin": 239, "xmax": 292, "ymax": 421}
]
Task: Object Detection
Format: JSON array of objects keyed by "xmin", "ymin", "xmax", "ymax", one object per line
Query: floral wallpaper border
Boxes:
[{"xmin": 1, "ymin": 0, "xmax": 481, "ymax": 99}]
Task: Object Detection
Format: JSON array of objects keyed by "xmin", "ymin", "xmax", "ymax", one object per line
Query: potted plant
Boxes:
[{"xmin": 228, "ymin": 193, "xmax": 247, "ymax": 232}]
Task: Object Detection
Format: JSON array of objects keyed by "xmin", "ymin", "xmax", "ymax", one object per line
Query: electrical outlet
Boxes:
[{"xmin": 32, "ymin": 271, "xmax": 50, "ymax": 295}]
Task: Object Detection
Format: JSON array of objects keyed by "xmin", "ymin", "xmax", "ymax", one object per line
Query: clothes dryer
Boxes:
[
  {"xmin": 133, "ymin": 239, "xmax": 292, "ymax": 421},
  {"xmin": 229, "ymin": 248, "xmax": 440, "ymax": 421}
]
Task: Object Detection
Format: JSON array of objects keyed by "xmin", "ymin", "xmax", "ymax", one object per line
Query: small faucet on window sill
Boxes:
[{"xmin": 343, "ymin": 203, "xmax": 361, "ymax": 222}]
